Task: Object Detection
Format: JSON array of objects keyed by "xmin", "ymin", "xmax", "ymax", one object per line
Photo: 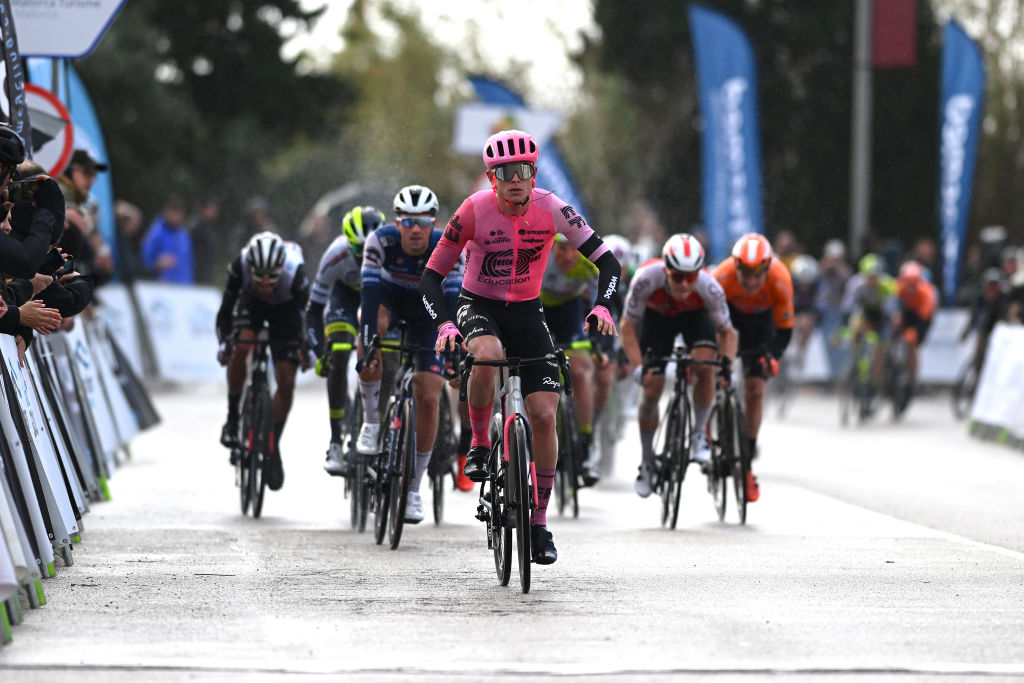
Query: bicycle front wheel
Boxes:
[
  {"xmin": 347, "ymin": 391, "xmax": 364, "ymax": 530},
  {"xmin": 490, "ymin": 442, "xmax": 512, "ymax": 586},
  {"xmin": 668, "ymin": 397, "xmax": 690, "ymax": 530},
  {"xmin": 250, "ymin": 388, "xmax": 272, "ymax": 519},
  {"xmin": 237, "ymin": 387, "xmax": 252, "ymax": 515},
  {"xmin": 710, "ymin": 399, "xmax": 729, "ymax": 522},
  {"xmin": 952, "ymin": 362, "xmax": 978, "ymax": 421},
  {"xmin": 509, "ymin": 416, "xmax": 532, "ymax": 594},
  {"xmin": 388, "ymin": 398, "xmax": 415, "ymax": 550},
  {"xmin": 373, "ymin": 402, "xmax": 396, "ymax": 545}
]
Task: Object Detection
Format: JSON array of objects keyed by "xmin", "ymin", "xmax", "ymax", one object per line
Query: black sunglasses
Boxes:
[{"xmin": 492, "ymin": 162, "xmax": 535, "ymax": 182}]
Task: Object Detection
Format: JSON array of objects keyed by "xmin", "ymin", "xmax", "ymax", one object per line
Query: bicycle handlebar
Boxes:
[{"xmin": 458, "ymin": 349, "xmax": 571, "ymax": 403}]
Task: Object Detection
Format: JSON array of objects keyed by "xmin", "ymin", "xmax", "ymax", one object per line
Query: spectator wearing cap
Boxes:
[
  {"xmin": 141, "ymin": 196, "xmax": 194, "ymax": 284},
  {"xmin": 59, "ymin": 149, "xmax": 107, "ymax": 221}
]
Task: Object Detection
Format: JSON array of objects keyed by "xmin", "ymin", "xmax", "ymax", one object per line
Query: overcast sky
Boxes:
[{"xmin": 284, "ymin": 0, "xmax": 598, "ymax": 109}]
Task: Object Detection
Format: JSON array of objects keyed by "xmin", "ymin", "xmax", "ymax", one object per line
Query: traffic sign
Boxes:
[
  {"xmin": 12, "ymin": 0, "xmax": 126, "ymax": 58},
  {"xmin": 25, "ymin": 83, "xmax": 73, "ymax": 177}
]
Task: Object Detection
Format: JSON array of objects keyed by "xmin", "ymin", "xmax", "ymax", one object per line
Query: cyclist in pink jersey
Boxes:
[{"xmin": 420, "ymin": 129, "xmax": 620, "ymax": 565}]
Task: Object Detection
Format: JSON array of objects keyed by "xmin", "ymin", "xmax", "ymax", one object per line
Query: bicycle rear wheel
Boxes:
[
  {"xmin": 726, "ymin": 393, "xmax": 750, "ymax": 524},
  {"xmin": 710, "ymin": 398, "xmax": 728, "ymax": 522},
  {"xmin": 556, "ymin": 394, "xmax": 580, "ymax": 519},
  {"xmin": 431, "ymin": 390, "xmax": 456, "ymax": 525},
  {"xmin": 388, "ymin": 398, "xmax": 415, "ymax": 550},
  {"xmin": 250, "ymin": 389, "xmax": 271, "ymax": 519},
  {"xmin": 509, "ymin": 416, "xmax": 532, "ymax": 594},
  {"xmin": 490, "ymin": 442, "xmax": 512, "ymax": 586}
]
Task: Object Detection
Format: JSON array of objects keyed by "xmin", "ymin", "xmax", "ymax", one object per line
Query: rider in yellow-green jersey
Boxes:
[{"xmin": 540, "ymin": 235, "xmax": 604, "ymax": 486}]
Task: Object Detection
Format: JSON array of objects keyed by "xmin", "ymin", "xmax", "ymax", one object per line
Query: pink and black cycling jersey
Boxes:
[
  {"xmin": 425, "ymin": 189, "xmax": 610, "ymax": 303},
  {"xmin": 622, "ymin": 259, "xmax": 732, "ymax": 332}
]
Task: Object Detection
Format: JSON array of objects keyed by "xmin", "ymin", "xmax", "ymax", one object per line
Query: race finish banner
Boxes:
[
  {"xmin": 467, "ymin": 76, "xmax": 591, "ymax": 222},
  {"xmin": 688, "ymin": 5, "xmax": 764, "ymax": 264},
  {"xmin": 0, "ymin": 0, "xmax": 29, "ymax": 143},
  {"xmin": 938, "ymin": 20, "xmax": 985, "ymax": 306}
]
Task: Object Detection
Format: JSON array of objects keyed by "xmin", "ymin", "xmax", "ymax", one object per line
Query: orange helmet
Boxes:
[
  {"xmin": 732, "ymin": 233, "xmax": 773, "ymax": 275},
  {"xmin": 899, "ymin": 261, "xmax": 924, "ymax": 285}
]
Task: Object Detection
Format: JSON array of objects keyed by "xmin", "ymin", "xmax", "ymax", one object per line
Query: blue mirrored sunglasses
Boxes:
[
  {"xmin": 399, "ymin": 217, "xmax": 433, "ymax": 229},
  {"xmin": 492, "ymin": 162, "xmax": 535, "ymax": 181}
]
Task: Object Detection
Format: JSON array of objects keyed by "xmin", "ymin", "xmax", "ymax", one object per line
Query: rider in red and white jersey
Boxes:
[{"xmin": 420, "ymin": 129, "xmax": 620, "ymax": 565}]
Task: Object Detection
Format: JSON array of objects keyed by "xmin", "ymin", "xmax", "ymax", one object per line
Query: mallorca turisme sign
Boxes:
[{"xmin": 12, "ymin": 0, "xmax": 126, "ymax": 58}]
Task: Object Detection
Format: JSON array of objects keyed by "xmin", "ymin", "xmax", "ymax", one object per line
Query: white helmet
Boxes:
[
  {"xmin": 603, "ymin": 234, "xmax": 633, "ymax": 267},
  {"xmin": 662, "ymin": 233, "xmax": 705, "ymax": 272},
  {"xmin": 393, "ymin": 184, "xmax": 439, "ymax": 216},
  {"xmin": 790, "ymin": 254, "xmax": 819, "ymax": 285},
  {"xmin": 245, "ymin": 231, "xmax": 286, "ymax": 279}
]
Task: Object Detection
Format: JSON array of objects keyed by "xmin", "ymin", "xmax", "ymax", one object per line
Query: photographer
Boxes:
[{"xmin": 0, "ymin": 124, "xmax": 65, "ymax": 278}]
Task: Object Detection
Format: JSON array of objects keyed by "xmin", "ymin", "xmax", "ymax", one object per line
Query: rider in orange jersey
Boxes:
[
  {"xmin": 894, "ymin": 261, "xmax": 938, "ymax": 394},
  {"xmin": 712, "ymin": 233, "xmax": 795, "ymax": 502}
]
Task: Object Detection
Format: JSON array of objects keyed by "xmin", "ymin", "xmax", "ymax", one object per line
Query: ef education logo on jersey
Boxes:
[
  {"xmin": 480, "ymin": 246, "xmax": 545, "ymax": 279},
  {"xmin": 559, "ymin": 205, "xmax": 586, "ymax": 230}
]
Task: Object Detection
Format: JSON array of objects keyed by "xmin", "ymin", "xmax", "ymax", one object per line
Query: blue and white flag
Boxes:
[
  {"xmin": 688, "ymin": 5, "xmax": 764, "ymax": 263},
  {"xmin": 938, "ymin": 20, "xmax": 984, "ymax": 305},
  {"xmin": 468, "ymin": 77, "xmax": 590, "ymax": 221}
]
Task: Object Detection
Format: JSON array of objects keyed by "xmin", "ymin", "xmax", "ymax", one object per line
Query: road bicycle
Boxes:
[
  {"xmin": 343, "ymin": 390, "xmax": 368, "ymax": 532},
  {"xmin": 462, "ymin": 348, "xmax": 571, "ymax": 594},
  {"xmin": 952, "ymin": 351, "xmax": 983, "ymax": 421},
  {"xmin": 705, "ymin": 355, "xmax": 752, "ymax": 524},
  {"xmin": 836, "ymin": 327, "xmax": 878, "ymax": 426},
  {"xmin": 360, "ymin": 323, "xmax": 443, "ymax": 550},
  {"xmin": 643, "ymin": 347, "xmax": 697, "ymax": 530},
  {"xmin": 428, "ymin": 375, "xmax": 460, "ymax": 525},
  {"xmin": 226, "ymin": 332, "xmax": 275, "ymax": 518},
  {"xmin": 553, "ymin": 334, "xmax": 607, "ymax": 519},
  {"xmin": 883, "ymin": 332, "xmax": 913, "ymax": 421}
]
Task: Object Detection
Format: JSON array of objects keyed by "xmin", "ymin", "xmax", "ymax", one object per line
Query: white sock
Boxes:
[
  {"xmin": 360, "ymin": 379, "xmax": 381, "ymax": 422},
  {"xmin": 412, "ymin": 450, "xmax": 432, "ymax": 491}
]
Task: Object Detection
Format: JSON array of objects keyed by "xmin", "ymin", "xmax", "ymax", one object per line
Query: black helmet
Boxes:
[{"xmin": 0, "ymin": 124, "xmax": 27, "ymax": 167}]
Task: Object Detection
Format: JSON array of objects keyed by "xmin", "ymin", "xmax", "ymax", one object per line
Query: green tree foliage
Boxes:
[
  {"xmin": 575, "ymin": 0, "xmax": 943, "ymax": 257},
  {"xmin": 75, "ymin": 0, "xmax": 354, "ymax": 243}
]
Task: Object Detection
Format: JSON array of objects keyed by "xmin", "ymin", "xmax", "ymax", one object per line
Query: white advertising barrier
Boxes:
[
  {"xmin": 96, "ymin": 283, "xmax": 145, "ymax": 379},
  {"xmin": 970, "ymin": 323, "xmax": 1024, "ymax": 436},
  {"xmin": 63, "ymin": 322, "xmax": 120, "ymax": 474},
  {"xmin": 133, "ymin": 281, "xmax": 223, "ymax": 383}
]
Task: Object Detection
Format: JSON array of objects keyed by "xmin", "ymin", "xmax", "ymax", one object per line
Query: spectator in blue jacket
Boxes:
[{"xmin": 142, "ymin": 196, "xmax": 194, "ymax": 284}]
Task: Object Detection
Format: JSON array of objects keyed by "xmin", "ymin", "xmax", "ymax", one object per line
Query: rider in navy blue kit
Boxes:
[{"xmin": 355, "ymin": 184, "xmax": 463, "ymax": 523}]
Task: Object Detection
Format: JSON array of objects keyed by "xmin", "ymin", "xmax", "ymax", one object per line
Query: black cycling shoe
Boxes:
[
  {"xmin": 220, "ymin": 420, "xmax": 239, "ymax": 449},
  {"xmin": 581, "ymin": 464, "xmax": 600, "ymax": 488},
  {"xmin": 265, "ymin": 449, "xmax": 284, "ymax": 491},
  {"xmin": 463, "ymin": 445, "xmax": 490, "ymax": 483},
  {"xmin": 531, "ymin": 525, "xmax": 557, "ymax": 565}
]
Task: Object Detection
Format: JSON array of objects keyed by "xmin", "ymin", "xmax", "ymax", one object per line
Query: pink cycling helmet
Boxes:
[{"xmin": 482, "ymin": 129, "xmax": 539, "ymax": 169}]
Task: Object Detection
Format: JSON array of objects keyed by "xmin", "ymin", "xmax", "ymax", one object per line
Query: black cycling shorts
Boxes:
[
  {"xmin": 901, "ymin": 309, "xmax": 933, "ymax": 346},
  {"xmin": 729, "ymin": 307, "xmax": 778, "ymax": 380},
  {"xmin": 232, "ymin": 294, "xmax": 303, "ymax": 364},
  {"xmin": 639, "ymin": 308, "xmax": 717, "ymax": 374},
  {"xmin": 456, "ymin": 292, "xmax": 559, "ymax": 395}
]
